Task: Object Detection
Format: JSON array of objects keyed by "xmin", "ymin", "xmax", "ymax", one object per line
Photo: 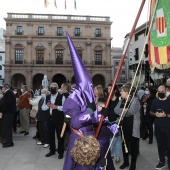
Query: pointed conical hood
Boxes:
[{"xmin": 66, "ymin": 32, "xmax": 92, "ymax": 84}]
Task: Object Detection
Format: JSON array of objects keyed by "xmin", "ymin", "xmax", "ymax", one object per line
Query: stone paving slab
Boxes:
[{"xmin": 0, "ymin": 127, "xmax": 169, "ymax": 170}]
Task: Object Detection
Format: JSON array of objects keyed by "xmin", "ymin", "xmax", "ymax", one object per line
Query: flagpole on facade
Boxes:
[{"xmin": 95, "ymin": 0, "xmax": 147, "ymax": 138}]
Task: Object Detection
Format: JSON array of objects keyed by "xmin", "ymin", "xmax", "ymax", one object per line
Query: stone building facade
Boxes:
[{"xmin": 4, "ymin": 13, "xmax": 112, "ymax": 89}]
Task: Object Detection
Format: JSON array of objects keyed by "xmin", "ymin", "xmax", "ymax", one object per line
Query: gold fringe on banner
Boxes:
[{"xmin": 151, "ymin": 62, "xmax": 170, "ymax": 71}]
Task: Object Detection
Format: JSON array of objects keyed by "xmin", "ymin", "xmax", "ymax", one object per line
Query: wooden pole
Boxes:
[{"xmin": 95, "ymin": 0, "xmax": 147, "ymax": 138}]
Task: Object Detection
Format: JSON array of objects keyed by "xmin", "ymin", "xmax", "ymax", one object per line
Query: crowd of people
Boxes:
[{"xmin": 0, "ymin": 78, "xmax": 170, "ymax": 170}]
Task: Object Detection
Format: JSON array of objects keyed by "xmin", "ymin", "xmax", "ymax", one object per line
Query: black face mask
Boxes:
[
  {"xmin": 50, "ymin": 88, "xmax": 57, "ymax": 94},
  {"xmin": 158, "ymin": 93, "xmax": 166, "ymax": 99}
]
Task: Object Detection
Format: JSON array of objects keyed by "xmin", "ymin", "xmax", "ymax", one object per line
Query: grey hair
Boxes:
[
  {"xmin": 41, "ymin": 88, "xmax": 48, "ymax": 93},
  {"xmin": 166, "ymin": 78, "xmax": 170, "ymax": 83},
  {"xmin": 50, "ymin": 82, "xmax": 58, "ymax": 88},
  {"xmin": 4, "ymin": 83, "xmax": 11, "ymax": 89}
]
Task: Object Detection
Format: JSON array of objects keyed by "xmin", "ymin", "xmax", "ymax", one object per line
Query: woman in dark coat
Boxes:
[{"xmin": 143, "ymin": 87, "xmax": 156, "ymax": 144}]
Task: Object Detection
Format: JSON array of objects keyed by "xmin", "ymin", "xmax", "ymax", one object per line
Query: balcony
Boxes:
[{"xmin": 10, "ymin": 59, "xmax": 109, "ymax": 66}]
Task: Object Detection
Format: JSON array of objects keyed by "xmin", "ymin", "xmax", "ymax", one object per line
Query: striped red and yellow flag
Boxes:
[{"xmin": 148, "ymin": 0, "xmax": 170, "ymax": 70}]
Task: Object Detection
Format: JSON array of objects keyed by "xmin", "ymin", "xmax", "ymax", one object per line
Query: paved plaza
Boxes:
[{"xmin": 0, "ymin": 125, "xmax": 169, "ymax": 170}]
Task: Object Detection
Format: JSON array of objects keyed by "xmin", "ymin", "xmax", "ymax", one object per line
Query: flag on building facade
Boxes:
[
  {"xmin": 74, "ymin": 0, "xmax": 77, "ymax": 9},
  {"xmin": 65, "ymin": 0, "xmax": 67, "ymax": 9},
  {"xmin": 148, "ymin": 0, "xmax": 170, "ymax": 70}
]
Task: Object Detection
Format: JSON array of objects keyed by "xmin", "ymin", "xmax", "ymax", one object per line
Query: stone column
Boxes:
[
  {"xmin": 47, "ymin": 70, "xmax": 52, "ymax": 85},
  {"xmin": 27, "ymin": 39, "xmax": 33, "ymax": 64},
  {"xmin": 4, "ymin": 70, "xmax": 11, "ymax": 85},
  {"xmin": 26, "ymin": 70, "xmax": 32, "ymax": 88}
]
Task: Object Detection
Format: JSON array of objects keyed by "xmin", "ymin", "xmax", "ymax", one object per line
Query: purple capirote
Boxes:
[{"xmin": 63, "ymin": 32, "xmax": 99, "ymax": 170}]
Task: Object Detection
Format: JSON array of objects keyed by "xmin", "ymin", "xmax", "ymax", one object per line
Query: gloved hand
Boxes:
[
  {"xmin": 100, "ymin": 107, "xmax": 109, "ymax": 117},
  {"xmin": 86, "ymin": 99, "xmax": 96, "ymax": 116},
  {"xmin": 99, "ymin": 158, "xmax": 107, "ymax": 168},
  {"xmin": 108, "ymin": 124, "xmax": 118, "ymax": 135},
  {"xmin": 64, "ymin": 115, "xmax": 72, "ymax": 124}
]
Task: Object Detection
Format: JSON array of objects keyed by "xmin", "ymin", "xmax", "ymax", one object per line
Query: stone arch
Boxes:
[
  {"xmin": 35, "ymin": 44, "xmax": 45, "ymax": 50},
  {"xmin": 52, "ymin": 74, "xmax": 66, "ymax": 88},
  {"xmin": 94, "ymin": 45, "xmax": 103, "ymax": 51},
  {"xmin": 54, "ymin": 44, "xmax": 65, "ymax": 50},
  {"xmin": 33, "ymin": 73, "xmax": 44, "ymax": 90},
  {"xmin": 92, "ymin": 74, "xmax": 105, "ymax": 88},
  {"xmin": 14, "ymin": 44, "xmax": 24, "ymax": 49},
  {"xmin": 11, "ymin": 73, "xmax": 26, "ymax": 88}
]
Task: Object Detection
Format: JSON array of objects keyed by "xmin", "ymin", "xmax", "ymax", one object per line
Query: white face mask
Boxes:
[
  {"xmin": 13, "ymin": 91, "xmax": 17, "ymax": 94},
  {"xmin": 144, "ymin": 91, "xmax": 149, "ymax": 95},
  {"xmin": 21, "ymin": 89, "xmax": 24, "ymax": 93},
  {"xmin": 166, "ymin": 92, "xmax": 170, "ymax": 97},
  {"xmin": 0, "ymin": 94, "xmax": 3, "ymax": 99},
  {"xmin": 41, "ymin": 94, "xmax": 46, "ymax": 99}
]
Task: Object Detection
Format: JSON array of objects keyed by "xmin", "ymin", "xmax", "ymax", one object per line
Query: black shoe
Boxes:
[
  {"xmin": 2, "ymin": 142, "xmax": 7, "ymax": 146},
  {"xmin": 119, "ymin": 162, "xmax": 129, "ymax": 169},
  {"xmin": 45, "ymin": 152, "xmax": 55, "ymax": 157},
  {"xmin": 19, "ymin": 131, "xmax": 25, "ymax": 134},
  {"xmin": 33, "ymin": 136, "xmax": 37, "ymax": 139},
  {"xmin": 24, "ymin": 132, "xmax": 29, "ymax": 136},
  {"xmin": 58, "ymin": 154, "xmax": 63, "ymax": 159},
  {"xmin": 148, "ymin": 141, "xmax": 153, "ymax": 144},
  {"xmin": 129, "ymin": 164, "xmax": 136, "ymax": 170},
  {"xmin": 156, "ymin": 162, "xmax": 165, "ymax": 170},
  {"xmin": 2, "ymin": 142, "xmax": 14, "ymax": 148}
]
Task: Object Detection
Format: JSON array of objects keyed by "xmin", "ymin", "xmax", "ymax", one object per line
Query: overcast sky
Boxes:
[{"xmin": 0, "ymin": 0, "xmax": 150, "ymax": 47}]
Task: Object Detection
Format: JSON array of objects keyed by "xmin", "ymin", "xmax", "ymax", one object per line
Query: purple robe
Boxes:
[{"xmin": 63, "ymin": 98, "xmax": 95, "ymax": 170}]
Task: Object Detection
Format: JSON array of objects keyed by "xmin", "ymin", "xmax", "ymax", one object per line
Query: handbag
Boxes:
[{"xmin": 30, "ymin": 109, "xmax": 38, "ymax": 118}]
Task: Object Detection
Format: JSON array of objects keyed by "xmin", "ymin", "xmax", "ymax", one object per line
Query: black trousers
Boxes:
[
  {"xmin": 155, "ymin": 126, "xmax": 170, "ymax": 168},
  {"xmin": 122, "ymin": 128, "xmax": 139, "ymax": 170},
  {"xmin": 38, "ymin": 121, "xmax": 49, "ymax": 144},
  {"xmin": 47, "ymin": 120, "xmax": 64, "ymax": 155},
  {"xmin": 145, "ymin": 123, "xmax": 153, "ymax": 143},
  {"xmin": 2, "ymin": 113, "xmax": 14, "ymax": 143}
]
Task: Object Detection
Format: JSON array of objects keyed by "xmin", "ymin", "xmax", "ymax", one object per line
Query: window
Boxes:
[
  {"xmin": 57, "ymin": 27, "xmax": 62, "ymax": 36},
  {"xmin": 0, "ymin": 56, "xmax": 2, "ymax": 61},
  {"xmin": 38, "ymin": 27, "xmax": 44, "ymax": 35},
  {"xmin": 36, "ymin": 50, "xmax": 44, "ymax": 64},
  {"xmin": 122, "ymin": 70, "xmax": 125, "ymax": 74},
  {"xmin": 144, "ymin": 44, "xmax": 148, "ymax": 58},
  {"xmin": 77, "ymin": 50, "xmax": 82, "ymax": 59},
  {"xmin": 16, "ymin": 26, "xmax": 23, "ymax": 35},
  {"xmin": 15, "ymin": 49, "xmax": 23, "ymax": 64},
  {"xmin": 115, "ymin": 62, "xmax": 119, "ymax": 66},
  {"xmin": 95, "ymin": 29, "xmax": 101, "ymax": 37},
  {"xmin": 75, "ymin": 28, "xmax": 80, "ymax": 36},
  {"xmin": 134, "ymin": 48, "xmax": 139, "ymax": 60},
  {"xmin": 55, "ymin": 50, "xmax": 63, "ymax": 64},
  {"xmin": 95, "ymin": 51, "xmax": 102, "ymax": 65},
  {"xmin": 0, "ymin": 65, "xmax": 2, "ymax": 70}
]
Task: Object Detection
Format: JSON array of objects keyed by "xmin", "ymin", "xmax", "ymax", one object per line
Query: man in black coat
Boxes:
[
  {"xmin": 36, "ymin": 88, "xmax": 50, "ymax": 147},
  {"xmin": 1, "ymin": 83, "xmax": 16, "ymax": 148},
  {"xmin": 45, "ymin": 82, "xmax": 64, "ymax": 159}
]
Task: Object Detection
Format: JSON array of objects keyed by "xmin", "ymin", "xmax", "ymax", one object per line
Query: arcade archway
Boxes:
[
  {"xmin": 11, "ymin": 74, "xmax": 26, "ymax": 88},
  {"xmin": 52, "ymin": 74, "xmax": 66, "ymax": 88},
  {"xmin": 33, "ymin": 74, "xmax": 44, "ymax": 90},
  {"xmin": 92, "ymin": 74, "xmax": 105, "ymax": 87}
]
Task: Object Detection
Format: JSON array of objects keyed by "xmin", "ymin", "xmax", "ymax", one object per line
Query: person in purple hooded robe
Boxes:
[
  {"xmin": 63, "ymin": 32, "xmax": 117, "ymax": 170},
  {"xmin": 63, "ymin": 32, "xmax": 98, "ymax": 170}
]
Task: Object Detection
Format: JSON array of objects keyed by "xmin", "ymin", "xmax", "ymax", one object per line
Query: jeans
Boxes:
[{"xmin": 110, "ymin": 133, "xmax": 121, "ymax": 158}]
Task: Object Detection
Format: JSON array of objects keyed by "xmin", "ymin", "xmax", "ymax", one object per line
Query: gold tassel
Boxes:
[{"xmin": 121, "ymin": 126, "xmax": 128, "ymax": 153}]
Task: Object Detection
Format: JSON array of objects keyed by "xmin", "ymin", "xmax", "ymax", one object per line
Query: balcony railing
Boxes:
[
  {"xmin": 8, "ymin": 13, "xmax": 110, "ymax": 22},
  {"xmin": 10, "ymin": 59, "xmax": 109, "ymax": 66}
]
